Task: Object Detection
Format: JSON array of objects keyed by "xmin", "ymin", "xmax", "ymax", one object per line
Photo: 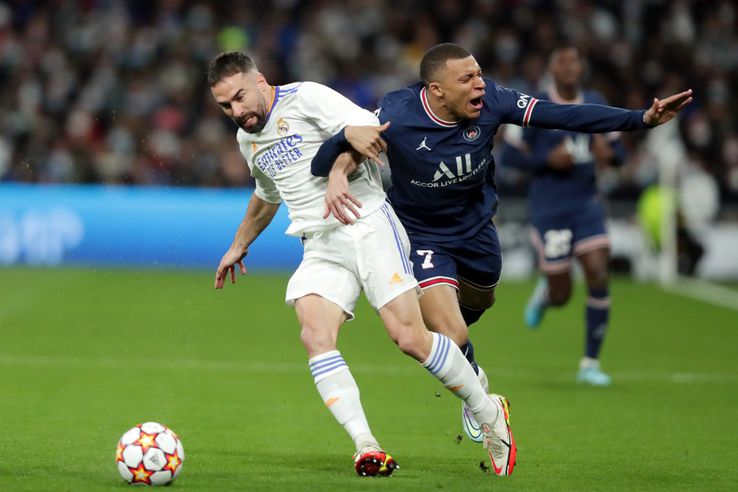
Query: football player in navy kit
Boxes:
[
  {"xmin": 501, "ymin": 44, "xmax": 626, "ymax": 386},
  {"xmin": 312, "ymin": 43, "xmax": 691, "ymax": 440}
]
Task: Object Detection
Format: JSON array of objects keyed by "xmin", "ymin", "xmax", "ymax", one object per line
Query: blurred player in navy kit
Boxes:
[
  {"xmin": 312, "ymin": 43, "xmax": 691, "ymax": 435},
  {"xmin": 502, "ymin": 44, "xmax": 627, "ymax": 386}
]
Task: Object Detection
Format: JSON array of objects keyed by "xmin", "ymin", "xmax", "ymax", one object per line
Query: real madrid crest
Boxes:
[
  {"xmin": 463, "ymin": 125, "xmax": 481, "ymax": 142},
  {"xmin": 277, "ymin": 118, "xmax": 290, "ymax": 136}
]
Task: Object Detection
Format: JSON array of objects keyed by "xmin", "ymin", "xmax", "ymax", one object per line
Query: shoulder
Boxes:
[
  {"xmin": 282, "ymin": 81, "xmax": 315, "ymax": 99},
  {"xmin": 235, "ymin": 129, "xmax": 255, "ymax": 164},
  {"xmin": 484, "ymin": 78, "xmax": 526, "ymax": 104},
  {"xmin": 378, "ymin": 83, "xmax": 421, "ymax": 119},
  {"xmin": 482, "ymin": 79, "xmax": 538, "ymax": 118},
  {"xmin": 284, "ymin": 81, "xmax": 346, "ymax": 103},
  {"xmin": 236, "ymin": 128, "xmax": 251, "ymax": 145}
]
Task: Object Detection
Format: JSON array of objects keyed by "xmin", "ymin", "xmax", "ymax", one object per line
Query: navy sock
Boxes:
[
  {"xmin": 459, "ymin": 304, "xmax": 485, "ymax": 327},
  {"xmin": 585, "ymin": 288, "xmax": 610, "ymax": 359},
  {"xmin": 459, "ymin": 340, "xmax": 479, "ymax": 375}
]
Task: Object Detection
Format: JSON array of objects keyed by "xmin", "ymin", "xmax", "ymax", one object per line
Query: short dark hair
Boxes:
[
  {"xmin": 549, "ymin": 42, "xmax": 581, "ymax": 61},
  {"xmin": 207, "ymin": 52, "xmax": 258, "ymax": 87},
  {"xmin": 419, "ymin": 43, "xmax": 472, "ymax": 86}
]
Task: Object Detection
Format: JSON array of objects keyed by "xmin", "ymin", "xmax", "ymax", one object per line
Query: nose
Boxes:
[
  {"xmin": 476, "ymin": 76, "xmax": 486, "ymax": 90},
  {"xmin": 232, "ymin": 101, "xmax": 247, "ymax": 117}
]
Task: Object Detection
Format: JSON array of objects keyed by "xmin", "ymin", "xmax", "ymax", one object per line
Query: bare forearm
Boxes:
[
  {"xmin": 230, "ymin": 194, "xmax": 280, "ymax": 252},
  {"xmin": 330, "ymin": 150, "xmax": 362, "ymax": 177}
]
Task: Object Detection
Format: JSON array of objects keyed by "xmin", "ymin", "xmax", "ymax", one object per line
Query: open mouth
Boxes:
[
  {"xmin": 469, "ymin": 97, "xmax": 483, "ymax": 111},
  {"xmin": 237, "ymin": 114, "xmax": 263, "ymax": 132}
]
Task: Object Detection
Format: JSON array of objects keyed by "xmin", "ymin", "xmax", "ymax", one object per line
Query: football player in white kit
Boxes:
[{"xmin": 208, "ymin": 52, "xmax": 516, "ymax": 477}]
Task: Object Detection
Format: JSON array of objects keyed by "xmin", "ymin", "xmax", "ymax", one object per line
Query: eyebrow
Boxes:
[
  {"xmin": 217, "ymin": 89, "xmax": 244, "ymax": 107},
  {"xmin": 459, "ymin": 69, "xmax": 482, "ymax": 81}
]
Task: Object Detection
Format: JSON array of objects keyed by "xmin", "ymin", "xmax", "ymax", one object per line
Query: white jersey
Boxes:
[{"xmin": 236, "ymin": 81, "xmax": 386, "ymax": 237}]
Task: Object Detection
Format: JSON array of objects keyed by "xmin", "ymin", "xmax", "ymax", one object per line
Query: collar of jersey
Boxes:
[
  {"xmin": 264, "ymin": 85, "xmax": 280, "ymax": 125},
  {"xmin": 420, "ymin": 87, "xmax": 458, "ymax": 127},
  {"xmin": 547, "ymin": 86, "xmax": 583, "ymax": 104}
]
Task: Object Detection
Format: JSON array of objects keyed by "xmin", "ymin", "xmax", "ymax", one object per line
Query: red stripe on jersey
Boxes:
[
  {"xmin": 523, "ymin": 98, "xmax": 538, "ymax": 127},
  {"xmin": 420, "ymin": 87, "xmax": 458, "ymax": 127}
]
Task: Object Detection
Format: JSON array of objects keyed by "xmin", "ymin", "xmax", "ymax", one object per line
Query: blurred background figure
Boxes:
[{"xmin": 501, "ymin": 44, "xmax": 624, "ymax": 386}]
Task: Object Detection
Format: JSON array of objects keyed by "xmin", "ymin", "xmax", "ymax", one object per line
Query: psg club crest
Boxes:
[
  {"xmin": 463, "ymin": 125, "xmax": 481, "ymax": 142},
  {"xmin": 277, "ymin": 118, "xmax": 290, "ymax": 136}
]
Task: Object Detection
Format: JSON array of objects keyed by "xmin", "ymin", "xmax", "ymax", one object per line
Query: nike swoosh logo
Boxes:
[
  {"xmin": 488, "ymin": 451, "xmax": 504, "ymax": 475},
  {"xmin": 325, "ymin": 397, "xmax": 340, "ymax": 407}
]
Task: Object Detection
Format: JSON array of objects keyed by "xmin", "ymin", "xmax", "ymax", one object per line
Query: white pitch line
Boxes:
[
  {"xmin": 1, "ymin": 354, "xmax": 737, "ymax": 385},
  {"xmin": 662, "ymin": 277, "xmax": 738, "ymax": 312}
]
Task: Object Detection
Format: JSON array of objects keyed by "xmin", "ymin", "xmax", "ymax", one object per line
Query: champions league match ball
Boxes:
[{"xmin": 115, "ymin": 422, "xmax": 185, "ymax": 486}]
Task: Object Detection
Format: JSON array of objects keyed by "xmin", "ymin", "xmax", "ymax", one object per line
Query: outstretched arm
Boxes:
[
  {"xmin": 643, "ymin": 89, "xmax": 693, "ymax": 126},
  {"xmin": 214, "ymin": 193, "xmax": 280, "ymax": 289},
  {"xmin": 523, "ymin": 89, "xmax": 693, "ymax": 133}
]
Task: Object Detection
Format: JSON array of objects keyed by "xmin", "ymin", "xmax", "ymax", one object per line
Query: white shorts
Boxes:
[{"xmin": 286, "ymin": 202, "xmax": 419, "ymax": 319}]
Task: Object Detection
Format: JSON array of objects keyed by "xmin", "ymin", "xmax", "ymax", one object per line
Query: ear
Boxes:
[
  {"xmin": 255, "ymin": 72, "xmax": 268, "ymax": 86},
  {"xmin": 428, "ymin": 82, "xmax": 443, "ymax": 99}
]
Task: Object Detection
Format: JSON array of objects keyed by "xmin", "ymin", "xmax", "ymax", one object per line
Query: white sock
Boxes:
[
  {"xmin": 422, "ymin": 333, "xmax": 500, "ymax": 425},
  {"xmin": 580, "ymin": 356, "xmax": 601, "ymax": 370},
  {"xmin": 309, "ymin": 350, "xmax": 378, "ymax": 451}
]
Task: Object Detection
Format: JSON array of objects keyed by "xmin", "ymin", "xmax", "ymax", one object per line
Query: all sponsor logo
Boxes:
[{"xmin": 410, "ymin": 153, "xmax": 487, "ymax": 188}]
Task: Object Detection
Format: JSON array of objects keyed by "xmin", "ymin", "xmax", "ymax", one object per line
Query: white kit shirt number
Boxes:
[
  {"xmin": 416, "ymin": 249, "xmax": 435, "ymax": 269},
  {"xmin": 543, "ymin": 229, "xmax": 572, "ymax": 258}
]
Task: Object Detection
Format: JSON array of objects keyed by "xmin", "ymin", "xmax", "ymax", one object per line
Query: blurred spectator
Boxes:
[{"xmin": 0, "ymin": 0, "xmax": 736, "ymax": 206}]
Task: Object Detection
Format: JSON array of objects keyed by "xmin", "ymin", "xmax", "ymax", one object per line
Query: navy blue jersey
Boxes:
[
  {"xmin": 312, "ymin": 78, "xmax": 647, "ymax": 242},
  {"xmin": 501, "ymin": 89, "xmax": 626, "ymax": 217}
]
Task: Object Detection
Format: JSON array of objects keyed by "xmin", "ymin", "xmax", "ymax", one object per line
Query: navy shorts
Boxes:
[
  {"xmin": 409, "ymin": 222, "xmax": 502, "ymax": 291},
  {"xmin": 530, "ymin": 198, "xmax": 609, "ymax": 274}
]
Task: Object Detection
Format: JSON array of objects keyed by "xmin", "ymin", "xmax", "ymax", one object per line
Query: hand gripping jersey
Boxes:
[
  {"xmin": 367, "ymin": 79, "xmax": 647, "ymax": 242},
  {"xmin": 501, "ymin": 88, "xmax": 626, "ymax": 217},
  {"xmin": 237, "ymin": 81, "xmax": 384, "ymax": 237}
]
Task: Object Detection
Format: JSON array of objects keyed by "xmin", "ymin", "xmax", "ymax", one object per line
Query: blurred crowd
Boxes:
[{"xmin": 0, "ymin": 0, "xmax": 736, "ymax": 206}]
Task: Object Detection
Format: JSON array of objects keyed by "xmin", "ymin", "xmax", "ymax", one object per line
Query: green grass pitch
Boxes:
[{"xmin": 1, "ymin": 267, "xmax": 737, "ymax": 491}]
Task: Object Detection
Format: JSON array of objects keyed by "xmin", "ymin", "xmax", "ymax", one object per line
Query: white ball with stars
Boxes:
[{"xmin": 115, "ymin": 422, "xmax": 184, "ymax": 486}]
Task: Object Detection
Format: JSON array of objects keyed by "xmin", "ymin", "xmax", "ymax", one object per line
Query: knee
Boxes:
[
  {"xmin": 299, "ymin": 323, "xmax": 335, "ymax": 354},
  {"xmin": 587, "ymin": 269, "xmax": 609, "ymax": 290},
  {"xmin": 393, "ymin": 324, "xmax": 430, "ymax": 361},
  {"xmin": 547, "ymin": 285, "xmax": 571, "ymax": 306}
]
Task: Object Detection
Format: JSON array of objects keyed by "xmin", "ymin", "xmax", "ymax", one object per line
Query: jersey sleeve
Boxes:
[
  {"xmin": 587, "ymin": 90, "xmax": 627, "ymax": 165},
  {"xmin": 237, "ymin": 136, "xmax": 282, "ymax": 204},
  {"xmin": 493, "ymin": 83, "xmax": 648, "ymax": 132},
  {"xmin": 251, "ymin": 166, "xmax": 281, "ymax": 204},
  {"xmin": 298, "ymin": 82, "xmax": 379, "ymax": 134},
  {"xmin": 490, "ymin": 83, "xmax": 541, "ymax": 127}
]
